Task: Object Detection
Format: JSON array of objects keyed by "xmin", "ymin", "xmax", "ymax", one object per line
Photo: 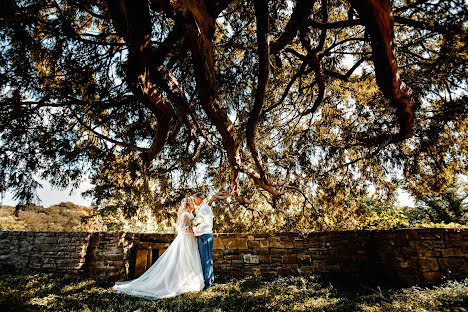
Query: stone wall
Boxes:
[{"xmin": 0, "ymin": 228, "xmax": 467, "ymax": 285}]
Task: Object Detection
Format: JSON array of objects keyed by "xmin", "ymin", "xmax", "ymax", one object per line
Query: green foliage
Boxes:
[
  {"xmin": 0, "ymin": 0, "xmax": 467, "ymax": 229},
  {"xmin": 364, "ymin": 206, "xmax": 411, "ymax": 229},
  {"xmin": 1, "ymin": 273, "xmax": 467, "ymax": 311},
  {"xmin": 414, "ymin": 178, "xmax": 468, "ymax": 224}
]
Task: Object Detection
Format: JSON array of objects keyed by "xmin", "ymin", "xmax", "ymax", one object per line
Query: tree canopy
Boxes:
[{"xmin": 1, "ymin": 0, "xmax": 467, "ymax": 230}]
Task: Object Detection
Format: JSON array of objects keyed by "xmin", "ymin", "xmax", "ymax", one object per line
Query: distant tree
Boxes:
[
  {"xmin": 415, "ymin": 178, "xmax": 468, "ymax": 224},
  {"xmin": 1, "ymin": 0, "xmax": 466, "ymax": 226}
]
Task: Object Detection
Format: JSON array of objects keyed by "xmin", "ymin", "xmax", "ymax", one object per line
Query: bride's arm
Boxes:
[{"xmin": 183, "ymin": 213, "xmax": 193, "ymax": 233}]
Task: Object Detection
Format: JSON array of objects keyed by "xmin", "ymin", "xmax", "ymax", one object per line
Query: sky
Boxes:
[
  {"xmin": 0, "ymin": 177, "xmax": 416, "ymax": 208},
  {"xmin": 1, "ymin": 178, "xmax": 94, "ymax": 207}
]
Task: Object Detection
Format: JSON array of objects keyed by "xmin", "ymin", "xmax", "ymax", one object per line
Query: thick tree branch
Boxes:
[
  {"xmin": 247, "ymin": 0, "xmax": 269, "ymax": 180},
  {"xmin": 299, "ymin": 31, "xmax": 325, "ymax": 117},
  {"xmin": 270, "ymin": 0, "xmax": 316, "ymax": 56},
  {"xmin": 150, "ymin": 64, "xmax": 226, "ymax": 152},
  {"xmin": 301, "ymin": 52, "xmax": 325, "ymax": 116},
  {"xmin": 349, "ymin": 0, "xmax": 414, "ymax": 142},
  {"xmin": 313, "ymin": 0, "xmax": 328, "ymax": 53},
  {"xmin": 107, "ymin": 0, "xmax": 174, "ymax": 163}
]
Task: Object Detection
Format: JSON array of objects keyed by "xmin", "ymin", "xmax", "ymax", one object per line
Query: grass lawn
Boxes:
[{"xmin": 0, "ymin": 273, "xmax": 467, "ymax": 311}]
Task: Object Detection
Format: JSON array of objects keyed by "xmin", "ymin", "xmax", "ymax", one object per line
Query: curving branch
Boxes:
[
  {"xmin": 70, "ymin": 108, "xmax": 149, "ymax": 153},
  {"xmin": 107, "ymin": 0, "xmax": 174, "ymax": 164},
  {"xmin": 247, "ymin": 0, "xmax": 269, "ymax": 180},
  {"xmin": 349, "ymin": 0, "xmax": 414, "ymax": 143},
  {"xmin": 313, "ymin": 0, "xmax": 328, "ymax": 53},
  {"xmin": 323, "ymin": 58, "xmax": 365, "ymax": 81},
  {"xmin": 270, "ymin": 0, "xmax": 316, "ymax": 56},
  {"xmin": 301, "ymin": 52, "xmax": 325, "ymax": 116},
  {"xmin": 150, "ymin": 64, "xmax": 226, "ymax": 152},
  {"xmin": 299, "ymin": 31, "xmax": 325, "ymax": 117}
]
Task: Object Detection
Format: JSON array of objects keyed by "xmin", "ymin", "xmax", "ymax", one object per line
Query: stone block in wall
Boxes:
[
  {"xmin": 401, "ymin": 247, "xmax": 418, "ymax": 257},
  {"xmin": 248, "ymin": 238, "xmax": 270, "ymax": 249},
  {"xmin": 243, "ymin": 254, "xmax": 259, "ymax": 264},
  {"xmin": 438, "ymin": 257, "xmax": 468, "ymax": 272},
  {"xmin": 137, "ymin": 242, "xmax": 170, "ymax": 249},
  {"xmin": 418, "ymin": 231, "xmax": 444, "ymax": 240},
  {"xmin": 270, "ymin": 240, "xmax": 294, "ymax": 249},
  {"xmin": 271, "ymin": 254, "xmax": 282, "ymax": 263},
  {"xmin": 231, "ymin": 260, "xmax": 244, "ymax": 265},
  {"xmin": 247, "ymin": 267, "xmax": 261, "ymax": 276},
  {"xmin": 283, "ymin": 255, "xmax": 297, "ymax": 264},
  {"xmin": 405, "ymin": 230, "xmax": 419, "ymax": 240},
  {"xmin": 445, "ymin": 240, "xmax": 465, "ymax": 248},
  {"xmin": 247, "ymin": 240, "xmax": 261, "ymax": 249},
  {"xmin": 293, "ymin": 240, "xmax": 308, "ymax": 248},
  {"xmin": 307, "ymin": 240, "xmax": 327, "ymax": 248},
  {"xmin": 441, "ymin": 248, "xmax": 465, "ymax": 257},
  {"xmin": 213, "ymin": 238, "xmax": 225, "ymax": 249},
  {"xmin": 446, "ymin": 232, "xmax": 462, "ymax": 240},
  {"xmin": 419, "ymin": 257, "xmax": 439, "ymax": 272},
  {"xmin": 297, "ymin": 254, "xmax": 312, "ymax": 265},
  {"xmin": 215, "ymin": 260, "xmax": 232, "ymax": 265},
  {"xmin": 259, "ymin": 255, "xmax": 271, "ymax": 264},
  {"xmin": 268, "ymin": 236, "xmax": 281, "ymax": 242},
  {"xmin": 225, "ymin": 253, "xmax": 243, "ymax": 260},
  {"xmin": 222, "ymin": 238, "xmax": 248, "ymax": 250},
  {"xmin": 278, "ymin": 265, "xmax": 299, "ymax": 275},
  {"xmin": 422, "ymin": 271, "xmax": 443, "ymax": 284}
]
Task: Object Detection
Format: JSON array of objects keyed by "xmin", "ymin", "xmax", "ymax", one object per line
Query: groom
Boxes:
[{"xmin": 192, "ymin": 192, "xmax": 215, "ymax": 289}]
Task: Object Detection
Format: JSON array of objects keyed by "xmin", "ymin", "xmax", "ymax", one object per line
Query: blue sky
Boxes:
[
  {"xmin": 0, "ymin": 177, "xmax": 415, "ymax": 208},
  {"xmin": 1, "ymin": 179, "xmax": 94, "ymax": 207}
]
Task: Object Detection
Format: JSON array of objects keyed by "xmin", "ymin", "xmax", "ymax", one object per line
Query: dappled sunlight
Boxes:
[
  {"xmin": 60, "ymin": 280, "xmax": 96, "ymax": 294},
  {"xmin": 1, "ymin": 273, "xmax": 468, "ymax": 311},
  {"xmin": 295, "ymin": 297, "xmax": 342, "ymax": 311},
  {"xmin": 28, "ymin": 294, "xmax": 60, "ymax": 307}
]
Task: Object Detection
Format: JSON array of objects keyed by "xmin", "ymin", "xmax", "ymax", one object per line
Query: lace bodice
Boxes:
[{"xmin": 176, "ymin": 211, "xmax": 194, "ymax": 233}]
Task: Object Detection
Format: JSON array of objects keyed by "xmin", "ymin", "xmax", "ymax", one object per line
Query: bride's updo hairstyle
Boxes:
[{"xmin": 176, "ymin": 196, "xmax": 192, "ymax": 231}]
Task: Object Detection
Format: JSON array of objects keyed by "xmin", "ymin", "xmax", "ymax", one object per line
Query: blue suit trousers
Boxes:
[{"xmin": 197, "ymin": 233, "xmax": 214, "ymax": 288}]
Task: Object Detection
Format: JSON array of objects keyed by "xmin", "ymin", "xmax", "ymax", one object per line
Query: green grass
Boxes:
[{"xmin": 0, "ymin": 273, "xmax": 467, "ymax": 311}]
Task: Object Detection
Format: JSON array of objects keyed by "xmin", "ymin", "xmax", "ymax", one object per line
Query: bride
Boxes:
[{"xmin": 113, "ymin": 196, "xmax": 205, "ymax": 299}]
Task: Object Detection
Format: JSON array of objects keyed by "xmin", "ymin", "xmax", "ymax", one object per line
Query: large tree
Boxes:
[{"xmin": 1, "ymin": 0, "xmax": 466, "ymax": 230}]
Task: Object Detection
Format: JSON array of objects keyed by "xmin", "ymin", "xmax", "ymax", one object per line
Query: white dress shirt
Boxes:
[{"xmin": 192, "ymin": 201, "xmax": 213, "ymax": 236}]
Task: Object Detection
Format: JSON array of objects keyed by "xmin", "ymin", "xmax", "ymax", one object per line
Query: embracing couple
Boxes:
[{"xmin": 113, "ymin": 192, "xmax": 215, "ymax": 299}]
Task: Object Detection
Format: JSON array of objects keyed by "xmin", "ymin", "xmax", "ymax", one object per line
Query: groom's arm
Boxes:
[
  {"xmin": 192, "ymin": 215, "xmax": 205, "ymax": 236},
  {"xmin": 193, "ymin": 206, "xmax": 210, "ymax": 236}
]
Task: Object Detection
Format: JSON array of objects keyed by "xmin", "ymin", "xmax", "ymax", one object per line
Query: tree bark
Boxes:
[
  {"xmin": 107, "ymin": 0, "xmax": 174, "ymax": 163},
  {"xmin": 349, "ymin": 0, "xmax": 414, "ymax": 142},
  {"xmin": 247, "ymin": 0, "xmax": 269, "ymax": 180},
  {"xmin": 271, "ymin": 0, "xmax": 316, "ymax": 56}
]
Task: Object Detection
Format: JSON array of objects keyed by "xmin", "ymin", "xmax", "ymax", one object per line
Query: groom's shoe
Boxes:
[{"xmin": 205, "ymin": 284, "xmax": 215, "ymax": 290}]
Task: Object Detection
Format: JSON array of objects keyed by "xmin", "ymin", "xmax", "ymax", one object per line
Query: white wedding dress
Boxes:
[{"xmin": 113, "ymin": 208, "xmax": 204, "ymax": 299}]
